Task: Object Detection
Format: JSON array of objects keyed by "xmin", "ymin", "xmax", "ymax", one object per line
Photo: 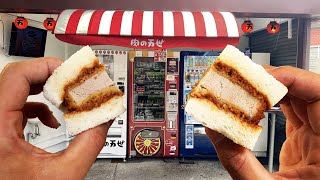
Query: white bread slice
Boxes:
[
  {"xmin": 217, "ymin": 45, "xmax": 288, "ymax": 106},
  {"xmin": 65, "ymin": 96, "xmax": 125, "ymax": 136},
  {"xmin": 185, "ymin": 98, "xmax": 262, "ymax": 150},
  {"xmin": 43, "ymin": 46, "xmax": 97, "ymax": 107}
]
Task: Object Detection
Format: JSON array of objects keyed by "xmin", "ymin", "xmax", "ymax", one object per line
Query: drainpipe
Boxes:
[{"xmin": 297, "ymin": 17, "xmax": 311, "ymax": 70}]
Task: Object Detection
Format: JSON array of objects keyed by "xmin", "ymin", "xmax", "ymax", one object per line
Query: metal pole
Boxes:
[
  {"xmin": 268, "ymin": 113, "xmax": 276, "ymax": 172},
  {"xmin": 266, "ymin": 107, "xmax": 281, "ymax": 173}
]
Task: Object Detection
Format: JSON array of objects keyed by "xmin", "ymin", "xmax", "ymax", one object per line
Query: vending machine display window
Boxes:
[
  {"xmin": 129, "ymin": 50, "xmax": 180, "ymax": 158},
  {"xmin": 133, "ymin": 57, "xmax": 166, "ymax": 122}
]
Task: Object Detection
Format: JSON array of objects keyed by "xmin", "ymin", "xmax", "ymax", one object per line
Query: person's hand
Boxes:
[
  {"xmin": 0, "ymin": 58, "xmax": 113, "ymax": 179},
  {"xmin": 206, "ymin": 66, "xmax": 320, "ymax": 179}
]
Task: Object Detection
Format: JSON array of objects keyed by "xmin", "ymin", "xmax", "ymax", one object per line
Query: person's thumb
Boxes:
[
  {"xmin": 205, "ymin": 128, "xmax": 273, "ymax": 180},
  {"xmin": 58, "ymin": 121, "xmax": 113, "ymax": 178}
]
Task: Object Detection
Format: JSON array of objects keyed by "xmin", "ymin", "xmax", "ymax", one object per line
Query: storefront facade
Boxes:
[{"xmin": 1, "ymin": 0, "xmax": 319, "ymax": 170}]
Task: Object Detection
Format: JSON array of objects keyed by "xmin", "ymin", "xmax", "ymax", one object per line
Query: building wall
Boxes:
[
  {"xmin": 310, "ymin": 28, "xmax": 320, "ymax": 46},
  {"xmin": 311, "ymin": 19, "xmax": 320, "ymax": 28},
  {"xmin": 0, "ymin": 13, "xmax": 66, "ymax": 70},
  {"xmin": 0, "ymin": 13, "xmax": 81, "ymax": 152},
  {"xmin": 309, "ymin": 19, "xmax": 320, "ymax": 73},
  {"xmin": 249, "ymin": 19, "xmax": 298, "ymax": 67},
  {"xmin": 309, "ymin": 46, "xmax": 320, "ymax": 73}
]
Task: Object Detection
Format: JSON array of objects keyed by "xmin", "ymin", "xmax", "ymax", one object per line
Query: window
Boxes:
[{"xmin": 309, "ymin": 16, "xmax": 320, "ymax": 73}]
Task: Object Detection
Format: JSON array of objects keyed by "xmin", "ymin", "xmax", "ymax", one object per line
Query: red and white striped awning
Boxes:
[{"xmin": 54, "ymin": 9, "xmax": 241, "ymax": 49}]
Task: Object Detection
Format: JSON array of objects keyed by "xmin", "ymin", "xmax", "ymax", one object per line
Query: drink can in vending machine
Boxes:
[
  {"xmin": 194, "ymin": 70, "xmax": 198, "ymax": 82},
  {"xmin": 188, "ymin": 57, "xmax": 193, "ymax": 69},
  {"xmin": 185, "ymin": 70, "xmax": 190, "ymax": 83},
  {"xmin": 190, "ymin": 70, "xmax": 195, "ymax": 84}
]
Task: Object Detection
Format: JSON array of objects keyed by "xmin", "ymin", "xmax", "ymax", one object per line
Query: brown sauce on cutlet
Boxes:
[
  {"xmin": 206, "ymin": 60, "xmax": 270, "ymax": 125},
  {"xmin": 63, "ymin": 58, "xmax": 123, "ymax": 112}
]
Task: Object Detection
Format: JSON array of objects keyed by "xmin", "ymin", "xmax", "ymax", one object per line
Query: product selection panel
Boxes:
[
  {"xmin": 166, "ymin": 81, "xmax": 178, "ymax": 130},
  {"xmin": 166, "ymin": 90, "xmax": 178, "ymax": 112}
]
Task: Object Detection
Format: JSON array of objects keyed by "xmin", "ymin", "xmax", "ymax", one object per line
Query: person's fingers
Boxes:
[
  {"xmin": 0, "ymin": 58, "xmax": 62, "ymax": 138},
  {"xmin": 205, "ymin": 128, "xmax": 272, "ymax": 179},
  {"xmin": 267, "ymin": 66, "xmax": 320, "ymax": 135},
  {"xmin": 264, "ymin": 66, "xmax": 305, "ymax": 135},
  {"xmin": 262, "ymin": 64, "xmax": 275, "ymax": 70},
  {"xmin": 307, "ymin": 101, "xmax": 320, "ymax": 135},
  {"xmin": 290, "ymin": 97, "xmax": 309, "ymax": 124},
  {"xmin": 279, "ymin": 98, "xmax": 304, "ymax": 136},
  {"xmin": 0, "ymin": 57, "xmax": 63, "ymax": 111},
  {"xmin": 22, "ymin": 102, "xmax": 60, "ymax": 129},
  {"xmin": 275, "ymin": 166, "xmax": 320, "ymax": 179},
  {"xmin": 266, "ymin": 66, "xmax": 320, "ymax": 103},
  {"xmin": 59, "ymin": 121, "xmax": 113, "ymax": 177}
]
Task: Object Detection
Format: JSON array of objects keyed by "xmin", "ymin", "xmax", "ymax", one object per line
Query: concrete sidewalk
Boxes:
[{"xmin": 85, "ymin": 158, "xmax": 232, "ymax": 180}]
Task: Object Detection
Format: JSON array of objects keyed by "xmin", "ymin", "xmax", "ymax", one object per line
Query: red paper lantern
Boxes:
[
  {"xmin": 43, "ymin": 18, "xmax": 56, "ymax": 31},
  {"xmin": 267, "ymin": 21, "xmax": 280, "ymax": 34},
  {"xmin": 241, "ymin": 20, "xmax": 254, "ymax": 33},
  {"xmin": 14, "ymin": 17, "xmax": 28, "ymax": 29}
]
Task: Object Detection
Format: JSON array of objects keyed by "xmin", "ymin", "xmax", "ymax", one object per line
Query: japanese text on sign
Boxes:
[
  {"xmin": 131, "ymin": 38, "xmax": 165, "ymax": 48},
  {"xmin": 104, "ymin": 140, "xmax": 125, "ymax": 147},
  {"xmin": 246, "ymin": 23, "xmax": 253, "ymax": 30}
]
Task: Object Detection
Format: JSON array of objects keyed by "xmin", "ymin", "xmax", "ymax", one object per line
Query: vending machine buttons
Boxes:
[
  {"xmin": 169, "ymin": 84, "xmax": 176, "ymax": 89},
  {"xmin": 166, "ymin": 90, "xmax": 178, "ymax": 112}
]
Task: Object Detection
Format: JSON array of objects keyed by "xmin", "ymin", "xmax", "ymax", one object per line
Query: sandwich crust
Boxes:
[{"xmin": 185, "ymin": 97, "xmax": 262, "ymax": 150}]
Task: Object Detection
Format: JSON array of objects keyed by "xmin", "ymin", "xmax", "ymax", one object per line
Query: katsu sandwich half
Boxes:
[
  {"xmin": 185, "ymin": 45, "xmax": 288, "ymax": 150},
  {"xmin": 43, "ymin": 46, "xmax": 125, "ymax": 136}
]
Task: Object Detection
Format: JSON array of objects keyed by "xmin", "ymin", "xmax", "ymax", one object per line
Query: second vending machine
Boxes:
[
  {"xmin": 94, "ymin": 50, "xmax": 128, "ymax": 159},
  {"xmin": 179, "ymin": 51, "xmax": 220, "ymax": 158},
  {"xmin": 128, "ymin": 51, "xmax": 180, "ymax": 158}
]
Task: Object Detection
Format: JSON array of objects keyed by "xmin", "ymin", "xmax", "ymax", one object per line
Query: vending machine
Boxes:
[
  {"xmin": 94, "ymin": 50, "xmax": 128, "ymax": 159},
  {"xmin": 179, "ymin": 51, "xmax": 220, "ymax": 158},
  {"xmin": 179, "ymin": 51, "xmax": 270, "ymax": 158},
  {"xmin": 128, "ymin": 50, "xmax": 180, "ymax": 158}
]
